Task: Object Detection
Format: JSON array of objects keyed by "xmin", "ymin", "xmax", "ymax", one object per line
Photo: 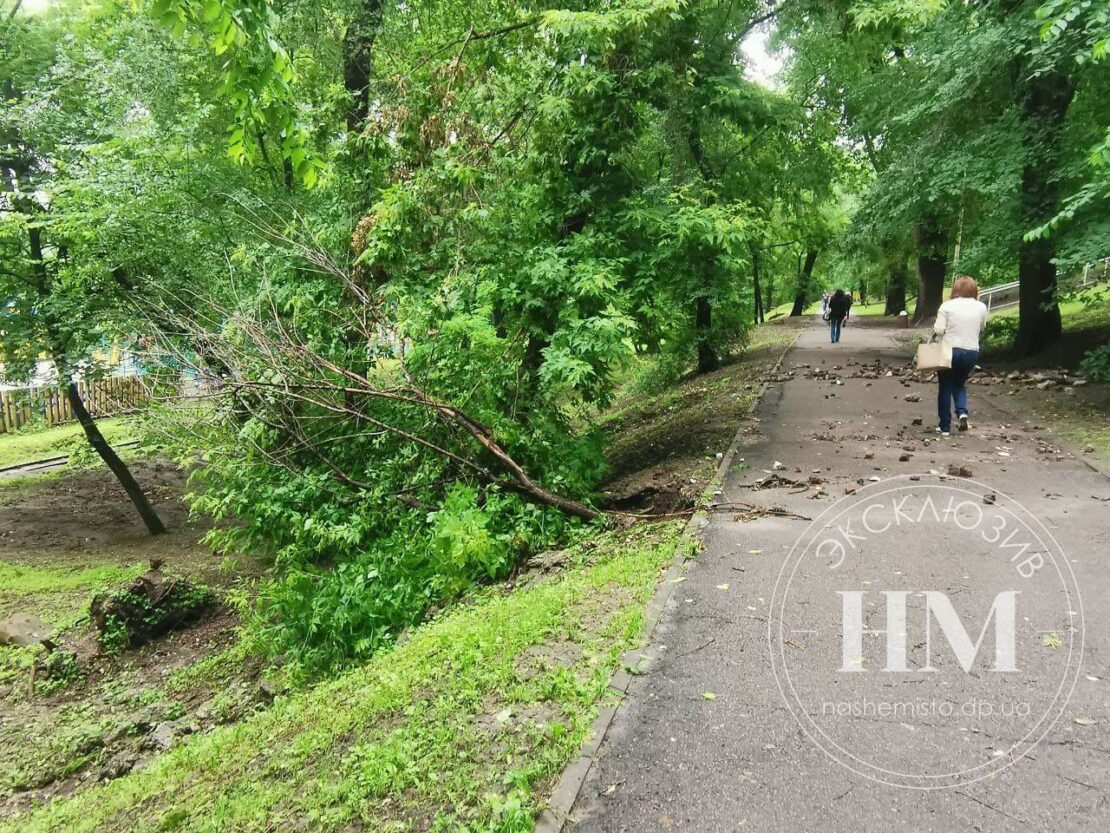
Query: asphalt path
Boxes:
[{"xmin": 568, "ymin": 320, "xmax": 1110, "ymax": 832}]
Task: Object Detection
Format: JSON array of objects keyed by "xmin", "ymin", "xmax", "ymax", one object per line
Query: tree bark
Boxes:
[
  {"xmin": 1012, "ymin": 70, "xmax": 1075, "ymax": 358},
  {"xmin": 912, "ymin": 221, "xmax": 947, "ymax": 324},
  {"xmin": 66, "ymin": 383, "xmax": 166, "ymax": 535},
  {"xmin": 695, "ymin": 296, "xmax": 718, "ymax": 374},
  {"xmin": 884, "ymin": 260, "xmax": 908, "ymax": 316},
  {"xmin": 343, "ymin": 0, "xmax": 384, "ymax": 132},
  {"xmin": 791, "ymin": 249, "xmax": 819, "ymax": 316}
]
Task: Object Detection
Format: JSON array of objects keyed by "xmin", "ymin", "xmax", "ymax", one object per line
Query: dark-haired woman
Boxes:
[{"xmin": 826, "ymin": 289, "xmax": 849, "ymax": 343}]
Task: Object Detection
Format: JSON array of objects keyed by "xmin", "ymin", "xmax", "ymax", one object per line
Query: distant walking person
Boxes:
[
  {"xmin": 933, "ymin": 275, "xmax": 987, "ymax": 436},
  {"xmin": 821, "ymin": 291, "xmax": 831, "ymax": 313},
  {"xmin": 825, "ymin": 289, "xmax": 850, "ymax": 343}
]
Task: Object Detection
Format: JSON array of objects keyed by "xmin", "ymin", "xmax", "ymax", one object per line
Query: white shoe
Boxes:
[{"xmin": 957, "ymin": 414, "xmax": 969, "ymax": 432}]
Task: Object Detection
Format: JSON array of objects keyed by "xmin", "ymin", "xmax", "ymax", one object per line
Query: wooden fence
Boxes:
[{"xmin": 0, "ymin": 376, "xmax": 149, "ymax": 434}]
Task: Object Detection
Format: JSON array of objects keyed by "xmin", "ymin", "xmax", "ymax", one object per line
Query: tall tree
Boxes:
[{"xmin": 0, "ymin": 3, "xmax": 170, "ymax": 533}]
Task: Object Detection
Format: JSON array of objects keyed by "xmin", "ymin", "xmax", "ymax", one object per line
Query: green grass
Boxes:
[
  {"xmin": 766, "ymin": 297, "xmax": 913, "ymax": 319},
  {"xmin": 0, "ymin": 560, "xmax": 146, "ymax": 632},
  {"xmin": 0, "ymin": 560, "xmax": 146, "ymax": 695},
  {"xmin": 1060, "ymin": 421, "xmax": 1110, "ymax": 457},
  {"xmin": 0, "ymin": 418, "xmax": 132, "ymax": 469},
  {"xmin": 988, "ymin": 284, "xmax": 1109, "ymax": 326},
  {"xmin": 1, "ymin": 523, "xmax": 685, "ymax": 833},
  {"xmin": 982, "ymin": 285, "xmax": 1110, "ymax": 351},
  {"xmin": 848, "ymin": 298, "xmax": 903, "ymax": 316},
  {"xmin": 0, "ymin": 562, "xmax": 143, "ymax": 600}
]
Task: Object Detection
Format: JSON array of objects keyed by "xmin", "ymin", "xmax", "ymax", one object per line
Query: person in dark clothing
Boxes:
[{"xmin": 826, "ymin": 289, "xmax": 849, "ymax": 343}]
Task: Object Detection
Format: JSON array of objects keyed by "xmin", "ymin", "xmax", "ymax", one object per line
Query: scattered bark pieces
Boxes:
[
  {"xmin": 746, "ymin": 472, "xmax": 805, "ymax": 490},
  {"xmin": 709, "ymin": 501, "xmax": 811, "ymax": 521}
]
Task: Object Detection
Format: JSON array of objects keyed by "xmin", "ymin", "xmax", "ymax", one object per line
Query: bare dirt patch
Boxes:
[
  {"xmin": 0, "ymin": 460, "xmax": 210, "ymax": 573},
  {"xmin": 0, "ymin": 460, "xmax": 268, "ymax": 817}
]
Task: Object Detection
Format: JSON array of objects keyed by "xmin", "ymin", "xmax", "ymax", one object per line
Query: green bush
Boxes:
[
  {"xmin": 248, "ymin": 484, "xmax": 580, "ymax": 673},
  {"xmin": 983, "ymin": 315, "xmax": 1020, "ymax": 348},
  {"xmin": 1079, "ymin": 343, "xmax": 1110, "ymax": 382},
  {"xmin": 93, "ymin": 580, "xmax": 214, "ymax": 653}
]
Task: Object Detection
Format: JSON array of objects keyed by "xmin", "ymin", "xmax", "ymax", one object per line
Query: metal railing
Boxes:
[{"xmin": 980, "ymin": 257, "xmax": 1109, "ymax": 313}]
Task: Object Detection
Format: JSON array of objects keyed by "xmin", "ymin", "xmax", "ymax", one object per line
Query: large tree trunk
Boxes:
[
  {"xmin": 66, "ymin": 383, "xmax": 166, "ymax": 535},
  {"xmin": 695, "ymin": 296, "xmax": 718, "ymax": 374},
  {"xmin": 1012, "ymin": 70, "xmax": 1075, "ymax": 358},
  {"xmin": 791, "ymin": 249, "xmax": 819, "ymax": 316},
  {"xmin": 912, "ymin": 221, "xmax": 947, "ymax": 323},
  {"xmin": 884, "ymin": 260, "xmax": 908, "ymax": 316}
]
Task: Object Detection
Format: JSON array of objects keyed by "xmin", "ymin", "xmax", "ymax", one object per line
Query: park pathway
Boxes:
[{"xmin": 566, "ymin": 320, "xmax": 1110, "ymax": 832}]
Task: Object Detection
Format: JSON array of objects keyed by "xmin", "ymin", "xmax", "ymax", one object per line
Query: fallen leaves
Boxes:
[{"xmin": 1042, "ymin": 632, "xmax": 1063, "ymax": 649}]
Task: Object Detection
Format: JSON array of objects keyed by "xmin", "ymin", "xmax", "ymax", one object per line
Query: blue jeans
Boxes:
[
  {"xmin": 829, "ymin": 317, "xmax": 844, "ymax": 343},
  {"xmin": 937, "ymin": 348, "xmax": 979, "ymax": 432}
]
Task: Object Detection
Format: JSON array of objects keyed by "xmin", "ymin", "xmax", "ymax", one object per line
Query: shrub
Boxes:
[
  {"xmin": 244, "ymin": 483, "xmax": 581, "ymax": 673},
  {"xmin": 983, "ymin": 315, "xmax": 1019, "ymax": 348},
  {"xmin": 1079, "ymin": 343, "xmax": 1110, "ymax": 382},
  {"xmin": 91, "ymin": 572, "xmax": 214, "ymax": 653}
]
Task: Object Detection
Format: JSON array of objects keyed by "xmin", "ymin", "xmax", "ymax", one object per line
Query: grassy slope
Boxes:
[
  {"xmin": 0, "ymin": 561, "xmax": 145, "ymax": 685},
  {"xmin": 600, "ymin": 326, "xmax": 796, "ymax": 489},
  {"xmin": 2, "ymin": 524, "xmax": 684, "ymax": 833},
  {"xmin": 0, "ymin": 562, "xmax": 142, "ymax": 621},
  {"xmin": 987, "ymin": 287, "xmax": 1110, "ymax": 457},
  {"xmin": 2, "ymin": 325, "xmax": 799, "ymax": 832},
  {"xmin": 981, "ymin": 284, "xmax": 1110, "ymax": 351},
  {"xmin": 0, "ymin": 418, "xmax": 131, "ymax": 468},
  {"xmin": 0, "ymin": 561, "xmax": 150, "ymax": 791}
]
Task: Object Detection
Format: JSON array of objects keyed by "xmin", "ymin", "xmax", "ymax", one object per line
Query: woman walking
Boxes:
[
  {"xmin": 826, "ymin": 289, "xmax": 849, "ymax": 343},
  {"xmin": 933, "ymin": 275, "xmax": 987, "ymax": 437}
]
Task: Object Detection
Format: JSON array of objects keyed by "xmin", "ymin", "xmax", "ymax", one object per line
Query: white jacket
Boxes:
[{"xmin": 934, "ymin": 297, "xmax": 987, "ymax": 351}]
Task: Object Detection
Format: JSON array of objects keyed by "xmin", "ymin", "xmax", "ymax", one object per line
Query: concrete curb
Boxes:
[{"xmin": 535, "ymin": 328, "xmax": 804, "ymax": 833}]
